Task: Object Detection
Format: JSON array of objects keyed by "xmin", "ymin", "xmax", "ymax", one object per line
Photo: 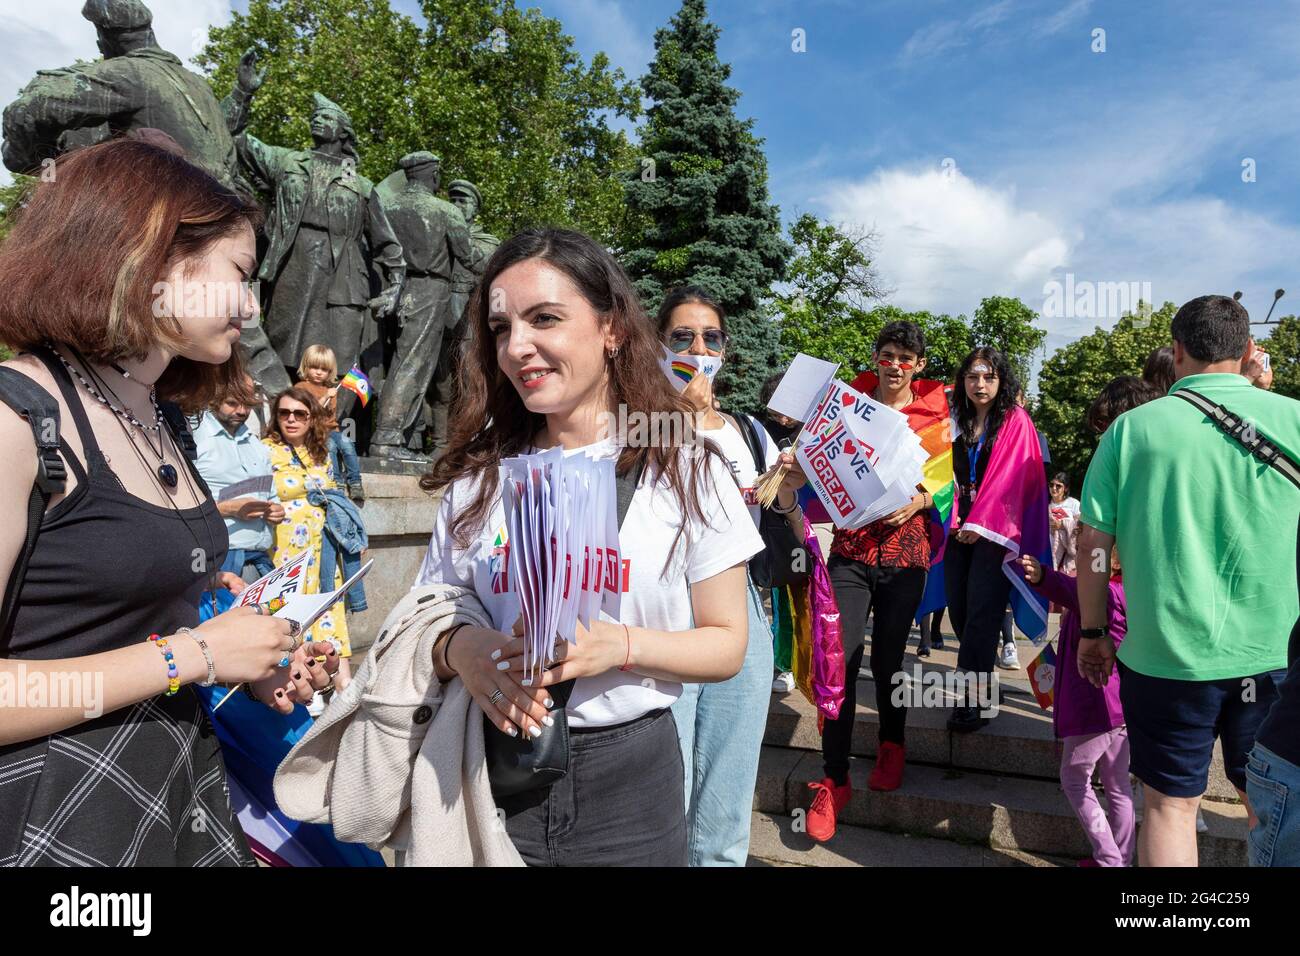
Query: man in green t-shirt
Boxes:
[{"xmin": 1078, "ymin": 294, "xmax": 1299, "ymax": 866}]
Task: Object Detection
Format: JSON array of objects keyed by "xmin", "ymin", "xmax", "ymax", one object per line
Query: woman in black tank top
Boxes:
[{"xmin": 0, "ymin": 136, "xmax": 338, "ymax": 866}]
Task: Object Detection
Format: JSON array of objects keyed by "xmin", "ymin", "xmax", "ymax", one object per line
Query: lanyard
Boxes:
[{"xmin": 968, "ymin": 431, "xmax": 987, "ymax": 490}]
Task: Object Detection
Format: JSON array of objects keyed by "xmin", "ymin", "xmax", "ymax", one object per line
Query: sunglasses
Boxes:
[
  {"xmin": 277, "ymin": 408, "xmax": 311, "ymax": 421},
  {"xmin": 877, "ymin": 357, "xmax": 916, "ymax": 371},
  {"xmin": 666, "ymin": 328, "xmax": 727, "ymax": 354}
]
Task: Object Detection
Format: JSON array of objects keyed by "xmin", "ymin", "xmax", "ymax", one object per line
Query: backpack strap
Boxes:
[
  {"xmin": 1174, "ymin": 389, "xmax": 1300, "ymax": 492},
  {"xmin": 0, "ymin": 368, "xmax": 68, "ymax": 644},
  {"xmin": 724, "ymin": 411, "xmax": 768, "ymax": 477}
]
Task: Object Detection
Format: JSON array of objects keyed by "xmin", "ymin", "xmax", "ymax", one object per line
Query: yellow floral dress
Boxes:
[{"xmin": 263, "ymin": 440, "xmax": 351, "ymax": 656}]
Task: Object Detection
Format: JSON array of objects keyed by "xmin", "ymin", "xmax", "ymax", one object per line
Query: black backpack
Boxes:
[
  {"xmin": 726, "ymin": 411, "xmax": 811, "ymax": 590},
  {"xmin": 0, "ymin": 364, "xmax": 198, "ymax": 644}
]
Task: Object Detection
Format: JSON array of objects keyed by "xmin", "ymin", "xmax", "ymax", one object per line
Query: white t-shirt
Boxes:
[
  {"xmin": 697, "ymin": 415, "xmax": 780, "ymax": 528},
  {"xmin": 414, "ymin": 440, "xmax": 764, "ymax": 728}
]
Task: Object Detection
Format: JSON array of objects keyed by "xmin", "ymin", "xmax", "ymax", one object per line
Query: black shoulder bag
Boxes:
[
  {"xmin": 727, "ymin": 412, "xmax": 810, "ymax": 590},
  {"xmin": 485, "ymin": 455, "xmax": 645, "ymax": 797}
]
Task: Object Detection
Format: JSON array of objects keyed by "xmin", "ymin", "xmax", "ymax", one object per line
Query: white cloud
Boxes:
[
  {"xmin": 815, "ymin": 164, "xmax": 1072, "ymax": 317},
  {"xmin": 1036, "ymin": 0, "xmax": 1092, "ymax": 38}
]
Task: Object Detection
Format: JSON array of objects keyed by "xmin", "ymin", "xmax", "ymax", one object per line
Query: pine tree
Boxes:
[{"xmin": 622, "ymin": 0, "xmax": 789, "ymax": 412}]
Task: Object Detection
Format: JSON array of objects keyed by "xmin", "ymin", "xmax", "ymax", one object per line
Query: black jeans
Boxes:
[
  {"xmin": 498, "ymin": 708, "xmax": 687, "ymax": 866},
  {"xmin": 822, "ymin": 556, "xmax": 928, "ymax": 784},
  {"xmin": 945, "ymin": 537, "xmax": 1012, "ymax": 681}
]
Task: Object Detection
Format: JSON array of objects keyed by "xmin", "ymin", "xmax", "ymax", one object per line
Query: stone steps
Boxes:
[
  {"xmin": 766, "ymin": 671, "xmax": 1239, "ymax": 802},
  {"xmin": 754, "ymin": 745, "xmax": 1249, "ymax": 866}
]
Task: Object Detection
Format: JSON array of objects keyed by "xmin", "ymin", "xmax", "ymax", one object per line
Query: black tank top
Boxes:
[{"xmin": 4, "ymin": 348, "xmax": 228, "ymax": 660}]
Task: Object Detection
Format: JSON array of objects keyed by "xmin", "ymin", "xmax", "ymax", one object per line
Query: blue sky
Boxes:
[{"xmin": 5, "ymin": 0, "xmax": 1299, "ymax": 356}]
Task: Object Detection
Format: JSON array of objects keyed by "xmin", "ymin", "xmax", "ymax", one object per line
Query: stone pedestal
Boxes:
[{"xmin": 348, "ymin": 463, "xmax": 442, "ymax": 654}]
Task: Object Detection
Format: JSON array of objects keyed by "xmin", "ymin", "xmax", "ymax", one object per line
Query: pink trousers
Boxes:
[{"xmin": 1060, "ymin": 726, "xmax": 1135, "ymax": 867}]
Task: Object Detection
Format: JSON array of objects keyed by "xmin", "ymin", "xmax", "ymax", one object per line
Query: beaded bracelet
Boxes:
[{"xmin": 148, "ymin": 633, "xmax": 181, "ymax": 696}]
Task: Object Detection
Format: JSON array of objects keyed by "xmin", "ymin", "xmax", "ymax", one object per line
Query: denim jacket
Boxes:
[{"xmin": 308, "ymin": 487, "xmax": 368, "ymax": 612}]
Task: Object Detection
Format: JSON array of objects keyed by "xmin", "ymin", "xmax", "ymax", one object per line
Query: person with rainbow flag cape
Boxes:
[{"xmin": 805, "ymin": 321, "xmax": 954, "ymax": 844}]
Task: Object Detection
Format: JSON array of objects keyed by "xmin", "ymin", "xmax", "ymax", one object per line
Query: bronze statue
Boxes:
[
  {"xmin": 429, "ymin": 179, "xmax": 499, "ymax": 452},
  {"xmin": 229, "ymin": 88, "xmax": 404, "ymax": 400},
  {"xmin": 369, "ymin": 154, "xmax": 482, "ymax": 460},
  {"xmin": 2, "ymin": 0, "xmax": 248, "ymax": 191}
]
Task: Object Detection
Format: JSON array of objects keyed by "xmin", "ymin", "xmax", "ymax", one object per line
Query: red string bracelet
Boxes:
[{"xmin": 618, "ymin": 623, "xmax": 633, "ymax": 672}]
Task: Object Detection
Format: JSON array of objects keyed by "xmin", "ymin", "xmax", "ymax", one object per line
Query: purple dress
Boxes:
[{"xmin": 1031, "ymin": 569, "xmax": 1126, "ymax": 739}]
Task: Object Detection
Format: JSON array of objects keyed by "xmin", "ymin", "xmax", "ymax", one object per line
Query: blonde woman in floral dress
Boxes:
[{"xmin": 263, "ymin": 386, "xmax": 352, "ymax": 691}]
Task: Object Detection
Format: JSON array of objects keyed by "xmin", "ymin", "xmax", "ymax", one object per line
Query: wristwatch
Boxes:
[{"xmin": 1079, "ymin": 627, "xmax": 1107, "ymax": 640}]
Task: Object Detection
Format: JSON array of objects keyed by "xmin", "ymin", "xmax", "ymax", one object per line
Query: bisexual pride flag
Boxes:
[
  {"xmin": 339, "ymin": 365, "xmax": 372, "ymax": 407},
  {"xmin": 958, "ymin": 404, "xmax": 1052, "ymax": 643}
]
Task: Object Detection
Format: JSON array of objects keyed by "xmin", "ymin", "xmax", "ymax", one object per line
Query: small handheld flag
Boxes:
[
  {"xmin": 1027, "ymin": 642, "xmax": 1057, "ymax": 712},
  {"xmin": 339, "ymin": 365, "xmax": 372, "ymax": 407}
]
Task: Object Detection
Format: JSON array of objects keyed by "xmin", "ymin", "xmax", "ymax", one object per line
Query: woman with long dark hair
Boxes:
[
  {"xmin": 416, "ymin": 228, "xmax": 763, "ymax": 865},
  {"xmin": 656, "ymin": 285, "xmax": 804, "ymax": 865},
  {"xmin": 0, "ymin": 135, "xmax": 333, "ymax": 866},
  {"xmin": 945, "ymin": 347, "xmax": 1047, "ymax": 732}
]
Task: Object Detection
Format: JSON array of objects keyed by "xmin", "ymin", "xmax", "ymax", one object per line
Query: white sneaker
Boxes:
[
  {"xmin": 307, "ymin": 691, "xmax": 327, "ymax": 717},
  {"xmin": 772, "ymin": 672, "xmax": 795, "ymax": 694},
  {"xmin": 997, "ymin": 640, "xmax": 1020, "ymax": 670}
]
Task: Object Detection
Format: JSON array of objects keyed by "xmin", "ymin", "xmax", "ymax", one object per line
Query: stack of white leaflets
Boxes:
[
  {"xmin": 768, "ymin": 353, "xmax": 929, "ymax": 530},
  {"xmin": 500, "ymin": 448, "xmax": 622, "ymax": 679}
]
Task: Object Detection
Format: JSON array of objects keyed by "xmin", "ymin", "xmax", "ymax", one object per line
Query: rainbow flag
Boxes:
[
  {"xmin": 1027, "ymin": 641, "xmax": 1057, "ymax": 711},
  {"xmin": 847, "ymin": 373, "xmax": 954, "ymax": 623},
  {"xmin": 669, "ymin": 360, "xmax": 699, "ymax": 385},
  {"xmin": 339, "ymin": 365, "xmax": 371, "ymax": 407}
]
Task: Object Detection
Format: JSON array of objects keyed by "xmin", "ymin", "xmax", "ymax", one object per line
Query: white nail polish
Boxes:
[
  {"xmin": 543, "ymin": 715, "xmax": 554, "ymax": 727},
  {"xmin": 529, "ymin": 725, "xmax": 542, "ymax": 738},
  {"xmin": 496, "ymin": 661, "xmax": 510, "ymax": 671},
  {"xmin": 490, "ymin": 649, "xmax": 502, "ymax": 661},
  {"xmin": 521, "ymin": 677, "xmax": 532, "ymax": 687},
  {"xmin": 544, "ymin": 697, "xmax": 554, "ymax": 708},
  {"xmin": 506, "ymin": 726, "xmax": 518, "ymax": 737}
]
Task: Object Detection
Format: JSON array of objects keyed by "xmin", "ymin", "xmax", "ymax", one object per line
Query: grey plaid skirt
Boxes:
[{"xmin": 0, "ymin": 689, "xmax": 255, "ymax": 867}]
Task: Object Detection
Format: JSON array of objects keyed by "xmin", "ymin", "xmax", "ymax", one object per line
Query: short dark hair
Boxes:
[
  {"xmin": 875, "ymin": 320, "xmax": 925, "ymax": 358},
  {"xmin": 1049, "ymin": 472, "xmax": 1070, "ymax": 491},
  {"xmin": 1170, "ymin": 295, "xmax": 1250, "ymax": 363},
  {"xmin": 1086, "ymin": 375, "xmax": 1162, "ymax": 433}
]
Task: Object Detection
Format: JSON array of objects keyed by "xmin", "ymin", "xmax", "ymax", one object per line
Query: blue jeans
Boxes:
[
  {"xmin": 1246, "ymin": 743, "xmax": 1300, "ymax": 867},
  {"xmin": 670, "ymin": 579, "xmax": 773, "ymax": 866},
  {"xmin": 328, "ymin": 430, "xmax": 361, "ymax": 486},
  {"xmin": 221, "ymin": 548, "xmax": 275, "ymax": 579}
]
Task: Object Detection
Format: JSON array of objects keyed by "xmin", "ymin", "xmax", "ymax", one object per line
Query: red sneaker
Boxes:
[
  {"xmin": 806, "ymin": 777, "xmax": 851, "ymax": 843},
  {"xmin": 868, "ymin": 741, "xmax": 905, "ymax": 791}
]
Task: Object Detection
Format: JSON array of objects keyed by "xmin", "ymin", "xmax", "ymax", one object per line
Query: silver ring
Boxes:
[
  {"xmin": 252, "ymin": 604, "xmax": 265, "ymax": 616},
  {"xmin": 488, "ymin": 689, "xmax": 505, "ymax": 706},
  {"xmin": 286, "ymin": 619, "xmax": 301, "ymax": 639}
]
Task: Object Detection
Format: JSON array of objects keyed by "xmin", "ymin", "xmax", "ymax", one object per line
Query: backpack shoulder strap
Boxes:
[
  {"xmin": 724, "ymin": 410, "xmax": 767, "ymax": 476},
  {"xmin": 157, "ymin": 400, "xmax": 198, "ymax": 462},
  {"xmin": 1174, "ymin": 389, "xmax": 1300, "ymax": 492},
  {"xmin": 0, "ymin": 367, "xmax": 67, "ymax": 644},
  {"xmin": 615, "ymin": 455, "xmax": 646, "ymax": 530}
]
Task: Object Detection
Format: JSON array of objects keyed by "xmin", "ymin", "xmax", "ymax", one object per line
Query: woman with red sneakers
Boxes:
[{"xmin": 805, "ymin": 321, "xmax": 953, "ymax": 843}]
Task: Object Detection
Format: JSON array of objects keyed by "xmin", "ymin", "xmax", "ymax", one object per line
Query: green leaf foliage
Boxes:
[{"xmin": 620, "ymin": 0, "xmax": 790, "ymax": 413}]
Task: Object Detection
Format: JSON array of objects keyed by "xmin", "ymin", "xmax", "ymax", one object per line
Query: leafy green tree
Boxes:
[
  {"xmin": 621, "ymin": 0, "xmax": 789, "ymax": 412},
  {"xmin": 0, "ymin": 174, "xmax": 34, "ymax": 244},
  {"xmin": 1034, "ymin": 301, "xmax": 1176, "ymax": 486},
  {"xmin": 196, "ymin": 0, "xmax": 641, "ymax": 243},
  {"xmin": 1259, "ymin": 315, "xmax": 1300, "ymax": 401},
  {"xmin": 971, "ymin": 296, "xmax": 1046, "ymax": 389}
]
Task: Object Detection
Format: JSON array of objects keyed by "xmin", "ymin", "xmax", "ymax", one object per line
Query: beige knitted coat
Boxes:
[{"xmin": 273, "ymin": 583, "xmax": 524, "ymax": 866}]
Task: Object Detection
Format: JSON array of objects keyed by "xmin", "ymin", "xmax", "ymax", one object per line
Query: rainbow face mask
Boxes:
[{"xmin": 659, "ymin": 345, "xmax": 723, "ymax": 392}]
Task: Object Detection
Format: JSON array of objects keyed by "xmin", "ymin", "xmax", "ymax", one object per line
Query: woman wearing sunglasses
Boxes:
[
  {"xmin": 263, "ymin": 387, "xmax": 353, "ymax": 690},
  {"xmin": 804, "ymin": 321, "xmax": 953, "ymax": 842},
  {"xmin": 657, "ymin": 286, "xmax": 806, "ymax": 865}
]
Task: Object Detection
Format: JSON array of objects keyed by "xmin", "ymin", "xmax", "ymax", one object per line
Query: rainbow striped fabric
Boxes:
[{"xmin": 339, "ymin": 365, "xmax": 372, "ymax": 407}]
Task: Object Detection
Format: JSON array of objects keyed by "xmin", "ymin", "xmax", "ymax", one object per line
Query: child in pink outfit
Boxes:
[{"xmin": 1019, "ymin": 549, "xmax": 1133, "ymax": 867}]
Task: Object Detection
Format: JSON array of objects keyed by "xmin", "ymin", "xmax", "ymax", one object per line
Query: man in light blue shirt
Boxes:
[{"xmin": 195, "ymin": 379, "xmax": 284, "ymax": 578}]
